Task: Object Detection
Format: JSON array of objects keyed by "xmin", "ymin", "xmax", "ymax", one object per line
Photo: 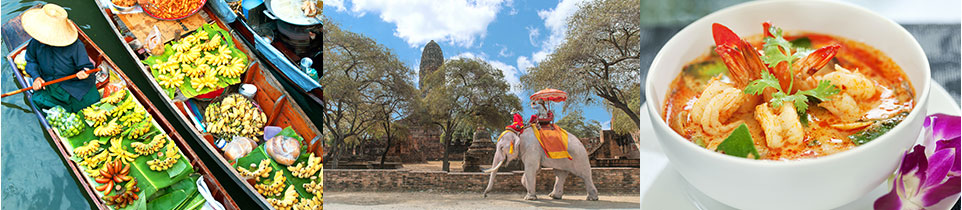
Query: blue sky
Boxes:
[{"xmin": 323, "ymin": 0, "xmax": 612, "ymax": 128}]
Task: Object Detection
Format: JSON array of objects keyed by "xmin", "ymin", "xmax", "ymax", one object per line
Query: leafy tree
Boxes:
[
  {"xmin": 555, "ymin": 110, "xmax": 603, "ymax": 138},
  {"xmin": 609, "ymin": 85, "xmax": 641, "ymax": 135},
  {"xmin": 521, "ymin": 0, "xmax": 641, "ymax": 127},
  {"xmin": 322, "ymin": 19, "xmax": 415, "ymax": 168},
  {"xmin": 423, "ymin": 58, "xmax": 521, "ymax": 171}
]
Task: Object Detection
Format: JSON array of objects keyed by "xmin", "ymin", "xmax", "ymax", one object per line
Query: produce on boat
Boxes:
[{"xmin": 145, "ymin": 24, "xmax": 250, "ymax": 99}]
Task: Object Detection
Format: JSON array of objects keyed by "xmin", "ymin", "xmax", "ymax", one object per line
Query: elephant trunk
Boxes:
[{"xmin": 482, "ymin": 159, "xmax": 505, "ymax": 197}]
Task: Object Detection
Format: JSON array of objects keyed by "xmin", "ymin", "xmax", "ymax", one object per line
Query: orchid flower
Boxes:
[{"xmin": 875, "ymin": 114, "xmax": 961, "ymax": 210}]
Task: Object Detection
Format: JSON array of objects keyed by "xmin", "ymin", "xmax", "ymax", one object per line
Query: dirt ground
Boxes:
[
  {"xmin": 402, "ymin": 160, "xmax": 467, "ymax": 172},
  {"xmin": 325, "ymin": 191, "xmax": 640, "ymax": 209}
]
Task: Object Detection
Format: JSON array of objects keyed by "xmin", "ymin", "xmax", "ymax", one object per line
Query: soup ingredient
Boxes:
[
  {"xmin": 148, "ymin": 142, "xmax": 181, "ymax": 171},
  {"xmin": 267, "ymin": 185, "xmax": 298, "ymax": 209},
  {"xmin": 255, "ymin": 172, "xmax": 286, "ymax": 197},
  {"xmin": 95, "ymin": 160, "xmax": 132, "ymax": 195},
  {"xmin": 94, "ymin": 118, "xmax": 122, "ymax": 137},
  {"xmin": 743, "ymin": 63, "xmax": 840, "ymax": 115},
  {"xmin": 74, "ymin": 140, "xmax": 104, "ymax": 159},
  {"xmin": 132, "ymin": 134, "xmax": 167, "ymax": 155},
  {"xmin": 755, "ymin": 102, "xmax": 804, "ymax": 148},
  {"xmin": 874, "ymin": 122, "xmax": 960, "ymax": 210},
  {"xmin": 849, "ymin": 112, "xmax": 908, "ymax": 145},
  {"xmin": 237, "ymin": 159, "xmax": 272, "ymax": 180},
  {"xmin": 690, "ymin": 78, "xmax": 749, "ymax": 136},
  {"xmin": 224, "ymin": 137, "xmax": 257, "ymax": 161},
  {"xmin": 816, "ymin": 65, "xmax": 877, "ymax": 121},
  {"xmin": 716, "ymin": 124, "xmax": 760, "ymax": 159},
  {"xmin": 103, "ymin": 179, "xmax": 140, "ymax": 208},
  {"xmin": 302, "ymin": 0, "xmax": 318, "ymax": 17},
  {"xmin": 287, "ymin": 153, "xmax": 322, "ymax": 178},
  {"xmin": 265, "ymin": 135, "xmax": 301, "ymax": 166},
  {"xmin": 205, "ymin": 94, "xmax": 268, "ymax": 138}
]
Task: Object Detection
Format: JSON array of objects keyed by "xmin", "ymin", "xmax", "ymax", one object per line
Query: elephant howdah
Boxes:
[{"xmin": 532, "ymin": 124, "xmax": 572, "ymax": 160}]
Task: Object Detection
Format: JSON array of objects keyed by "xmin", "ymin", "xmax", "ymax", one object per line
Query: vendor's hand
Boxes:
[
  {"xmin": 77, "ymin": 69, "xmax": 89, "ymax": 80},
  {"xmin": 32, "ymin": 78, "xmax": 44, "ymax": 90}
]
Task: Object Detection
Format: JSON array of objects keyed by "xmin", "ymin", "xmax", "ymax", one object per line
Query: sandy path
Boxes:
[{"xmin": 325, "ymin": 191, "xmax": 640, "ymax": 209}]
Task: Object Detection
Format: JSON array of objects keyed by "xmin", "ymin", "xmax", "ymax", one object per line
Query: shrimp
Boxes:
[
  {"xmin": 817, "ymin": 65, "xmax": 876, "ymax": 121},
  {"xmin": 690, "ymin": 78, "xmax": 749, "ymax": 136},
  {"xmin": 755, "ymin": 102, "xmax": 804, "ymax": 148}
]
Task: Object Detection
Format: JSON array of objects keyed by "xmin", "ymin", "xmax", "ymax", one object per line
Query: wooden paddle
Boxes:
[{"xmin": 1, "ymin": 68, "xmax": 101, "ymax": 98}]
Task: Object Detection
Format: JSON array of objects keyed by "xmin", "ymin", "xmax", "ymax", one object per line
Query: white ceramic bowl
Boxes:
[{"xmin": 643, "ymin": 0, "xmax": 931, "ymax": 209}]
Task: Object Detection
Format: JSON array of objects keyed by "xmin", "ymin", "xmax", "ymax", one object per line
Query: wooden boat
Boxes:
[
  {"xmin": 93, "ymin": 2, "xmax": 323, "ymax": 209},
  {"xmin": 1, "ymin": 11, "xmax": 238, "ymax": 210}
]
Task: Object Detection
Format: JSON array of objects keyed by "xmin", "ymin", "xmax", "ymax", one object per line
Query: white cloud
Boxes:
[
  {"xmin": 325, "ymin": 0, "xmax": 347, "ymax": 12},
  {"xmin": 497, "ymin": 44, "xmax": 512, "ymax": 57},
  {"xmin": 516, "ymin": 56, "xmax": 533, "ymax": 73},
  {"xmin": 339, "ymin": 0, "xmax": 508, "ymax": 48},
  {"xmin": 525, "ymin": 26, "xmax": 540, "ymax": 46},
  {"xmin": 528, "ymin": 0, "xmax": 591, "ymax": 63}
]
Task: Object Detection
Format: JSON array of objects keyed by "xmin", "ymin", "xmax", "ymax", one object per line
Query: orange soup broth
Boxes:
[{"xmin": 662, "ymin": 32, "xmax": 915, "ymax": 160}]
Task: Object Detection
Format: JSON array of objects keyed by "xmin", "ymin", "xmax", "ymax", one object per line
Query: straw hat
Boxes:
[{"xmin": 21, "ymin": 4, "xmax": 78, "ymax": 47}]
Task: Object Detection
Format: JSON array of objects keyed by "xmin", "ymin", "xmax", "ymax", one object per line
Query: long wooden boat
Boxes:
[
  {"xmin": 93, "ymin": 1, "xmax": 323, "ymax": 209},
  {"xmin": 1, "ymin": 11, "xmax": 238, "ymax": 210}
]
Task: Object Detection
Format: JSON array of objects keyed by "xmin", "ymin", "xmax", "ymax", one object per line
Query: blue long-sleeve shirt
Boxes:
[{"xmin": 24, "ymin": 39, "xmax": 96, "ymax": 100}]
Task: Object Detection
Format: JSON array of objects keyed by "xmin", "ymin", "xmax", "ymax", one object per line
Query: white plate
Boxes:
[{"xmin": 639, "ymin": 83, "xmax": 960, "ymax": 209}]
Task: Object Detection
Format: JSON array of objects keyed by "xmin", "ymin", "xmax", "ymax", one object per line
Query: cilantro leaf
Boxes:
[
  {"xmin": 744, "ymin": 70, "xmax": 782, "ymax": 95},
  {"xmin": 797, "ymin": 80, "xmax": 840, "ymax": 101},
  {"xmin": 716, "ymin": 124, "xmax": 760, "ymax": 159}
]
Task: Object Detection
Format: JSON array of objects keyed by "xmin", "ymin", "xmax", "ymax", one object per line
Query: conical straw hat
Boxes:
[{"xmin": 21, "ymin": 4, "xmax": 78, "ymax": 47}]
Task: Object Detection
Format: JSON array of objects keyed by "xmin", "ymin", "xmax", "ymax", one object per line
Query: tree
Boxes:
[
  {"xmin": 322, "ymin": 19, "xmax": 415, "ymax": 168},
  {"xmin": 423, "ymin": 58, "xmax": 521, "ymax": 171},
  {"xmin": 609, "ymin": 85, "xmax": 641, "ymax": 135},
  {"xmin": 555, "ymin": 110, "xmax": 602, "ymax": 138},
  {"xmin": 521, "ymin": 0, "xmax": 641, "ymax": 128}
]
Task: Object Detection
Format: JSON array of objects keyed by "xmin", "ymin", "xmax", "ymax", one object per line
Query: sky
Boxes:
[{"xmin": 323, "ymin": 0, "xmax": 613, "ymax": 129}]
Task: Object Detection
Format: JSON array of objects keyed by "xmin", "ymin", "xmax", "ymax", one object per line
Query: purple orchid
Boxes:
[{"xmin": 875, "ymin": 114, "xmax": 961, "ymax": 210}]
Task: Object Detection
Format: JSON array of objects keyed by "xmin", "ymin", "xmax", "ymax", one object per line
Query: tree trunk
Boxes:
[
  {"xmin": 329, "ymin": 138, "xmax": 343, "ymax": 169},
  {"xmin": 441, "ymin": 121, "xmax": 452, "ymax": 172},
  {"xmin": 379, "ymin": 120, "xmax": 392, "ymax": 168},
  {"xmin": 610, "ymin": 99, "xmax": 641, "ymax": 128}
]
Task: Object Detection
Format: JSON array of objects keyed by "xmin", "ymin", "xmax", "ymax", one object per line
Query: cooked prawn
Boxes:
[
  {"xmin": 817, "ymin": 65, "xmax": 876, "ymax": 121},
  {"xmin": 690, "ymin": 78, "xmax": 749, "ymax": 136},
  {"xmin": 755, "ymin": 102, "xmax": 804, "ymax": 148}
]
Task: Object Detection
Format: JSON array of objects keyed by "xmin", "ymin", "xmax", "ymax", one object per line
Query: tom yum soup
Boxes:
[{"xmin": 662, "ymin": 22, "xmax": 915, "ymax": 160}]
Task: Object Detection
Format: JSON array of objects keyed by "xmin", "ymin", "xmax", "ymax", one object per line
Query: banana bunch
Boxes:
[
  {"xmin": 101, "ymin": 90, "xmax": 127, "ymax": 104},
  {"xmin": 288, "ymin": 153, "xmax": 322, "ymax": 178},
  {"xmin": 266, "ymin": 185, "xmax": 298, "ymax": 210},
  {"xmin": 205, "ymin": 94, "xmax": 267, "ymax": 138},
  {"xmin": 172, "ymin": 41, "xmax": 192, "ymax": 53},
  {"xmin": 94, "ymin": 118, "xmax": 122, "ymax": 137},
  {"xmin": 181, "ymin": 64, "xmax": 205, "ymax": 78},
  {"xmin": 255, "ymin": 171, "xmax": 286, "ymax": 197},
  {"xmin": 199, "ymin": 34, "xmax": 223, "ymax": 51},
  {"xmin": 171, "ymin": 48, "xmax": 202, "ymax": 63},
  {"xmin": 192, "ymin": 30, "xmax": 210, "ymax": 41},
  {"xmin": 294, "ymin": 196, "xmax": 323, "ymax": 210},
  {"xmin": 82, "ymin": 107, "xmax": 109, "ymax": 127},
  {"xmin": 108, "ymin": 138, "xmax": 139, "ymax": 163},
  {"xmin": 74, "ymin": 140, "xmax": 104, "ymax": 159},
  {"xmin": 110, "ymin": 97, "xmax": 136, "ymax": 118},
  {"xmin": 119, "ymin": 109, "xmax": 146, "ymax": 127},
  {"xmin": 132, "ymin": 134, "xmax": 166, "ymax": 155},
  {"xmin": 125, "ymin": 122, "xmax": 151, "ymax": 139},
  {"xmin": 238, "ymin": 159, "xmax": 273, "ymax": 180},
  {"xmin": 303, "ymin": 180, "xmax": 322, "ymax": 195},
  {"xmin": 80, "ymin": 150, "xmax": 110, "ymax": 168},
  {"xmin": 157, "ymin": 70, "xmax": 185, "ymax": 89},
  {"xmin": 191, "ymin": 73, "xmax": 219, "ymax": 90},
  {"xmin": 147, "ymin": 143, "xmax": 180, "ymax": 171},
  {"xmin": 208, "ymin": 45, "xmax": 233, "ymax": 66},
  {"xmin": 216, "ymin": 57, "xmax": 246, "ymax": 78},
  {"xmin": 151, "ymin": 60, "xmax": 180, "ymax": 74}
]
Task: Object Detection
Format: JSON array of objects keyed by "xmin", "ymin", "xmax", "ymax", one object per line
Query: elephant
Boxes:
[{"xmin": 482, "ymin": 126, "xmax": 598, "ymax": 201}]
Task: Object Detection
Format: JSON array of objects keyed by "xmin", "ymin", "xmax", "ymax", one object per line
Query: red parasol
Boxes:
[{"xmin": 530, "ymin": 88, "xmax": 567, "ymax": 102}]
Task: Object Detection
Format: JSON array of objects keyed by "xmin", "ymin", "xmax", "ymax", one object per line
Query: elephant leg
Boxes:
[
  {"xmin": 575, "ymin": 168, "xmax": 599, "ymax": 201},
  {"xmin": 522, "ymin": 161, "xmax": 539, "ymax": 200},
  {"xmin": 548, "ymin": 170, "xmax": 568, "ymax": 199}
]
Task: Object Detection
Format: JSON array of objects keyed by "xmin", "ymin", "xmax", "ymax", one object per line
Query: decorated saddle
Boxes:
[{"xmin": 532, "ymin": 123, "xmax": 572, "ymax": 160}]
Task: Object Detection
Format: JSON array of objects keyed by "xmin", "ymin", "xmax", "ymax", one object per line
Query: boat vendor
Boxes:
[{"xmin": 21, "ymin": 4, "xmax": 100, "ymax": 112}]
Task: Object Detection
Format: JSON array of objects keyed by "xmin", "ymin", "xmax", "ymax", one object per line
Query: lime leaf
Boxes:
[{"xmin": 716, "ymin": 124, "xmax": 760, "ymax": 159}]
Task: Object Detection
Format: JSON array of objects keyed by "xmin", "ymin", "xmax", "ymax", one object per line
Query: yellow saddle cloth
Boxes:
[{"xmin": 532, "ymin": 124, "xmax": 572, "ymax": 160}]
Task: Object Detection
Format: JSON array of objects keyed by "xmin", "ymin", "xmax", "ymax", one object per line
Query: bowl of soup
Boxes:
[{"xmin": 644, "ymin": 0, "xmax": 931, "ymax": 209}]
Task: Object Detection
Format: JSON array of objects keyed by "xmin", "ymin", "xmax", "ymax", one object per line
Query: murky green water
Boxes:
[{"xmin": 0, "ymin": 1, "xmax": 259, "ymax": 209}]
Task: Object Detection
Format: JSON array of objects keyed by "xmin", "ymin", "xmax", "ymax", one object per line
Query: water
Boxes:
[{"xmin": 0, "ymin": 1, "xmax": 260, "ymax": 209}]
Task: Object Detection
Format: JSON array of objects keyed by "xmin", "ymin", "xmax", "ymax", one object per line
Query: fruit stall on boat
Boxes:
[
  {"xmin": 93, "ymin": 0, "xmax": 323, "ymax": 209},
  {"xmin": 1, "ymin": 9, "xmax": 238, "ymax": 210}
]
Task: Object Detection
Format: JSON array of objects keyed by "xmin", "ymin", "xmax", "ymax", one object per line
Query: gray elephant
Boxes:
[{"xmin": 482, "ymin": 126, "xmax": 598, "ymax": 201}]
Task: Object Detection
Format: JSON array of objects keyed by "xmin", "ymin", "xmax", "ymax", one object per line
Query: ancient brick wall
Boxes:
[{"xmin": 325, "ymin": 168, "xmax": 639, "ymax": 194}]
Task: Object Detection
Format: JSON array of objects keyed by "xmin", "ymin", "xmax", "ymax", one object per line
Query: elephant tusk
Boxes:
[{"xmin": 483, "ymin": 160, "xmax": 505, "ymax": 173}]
